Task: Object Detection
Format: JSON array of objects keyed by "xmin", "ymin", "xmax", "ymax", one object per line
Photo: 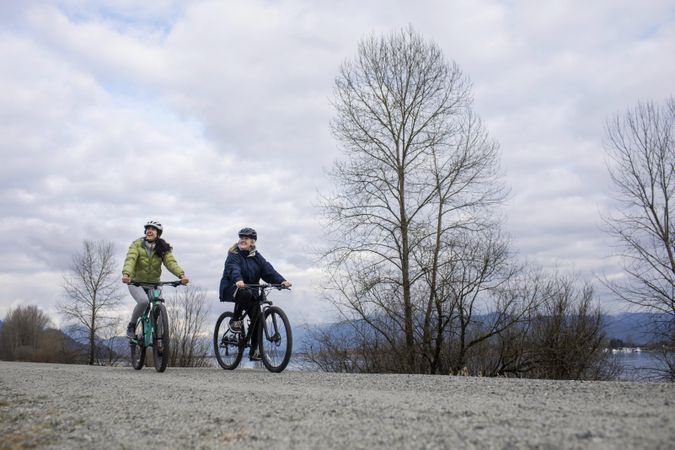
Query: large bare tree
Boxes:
[
  {"xmin": 322, "ymin": 27, "xmax": 513, "ymax": 373},
  {"xmin": 59, "ymin": 240, "xmax": 123, "ymax": 365},
  {"xmin": 603, "ymin": 97, "xmax": 674, "ymax": 315},
  {"xmin": 603, "ymin": 97, "xmax": 674, "ymax": 380}
]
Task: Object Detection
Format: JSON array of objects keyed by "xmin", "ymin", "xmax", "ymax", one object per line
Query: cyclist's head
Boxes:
[
  {"xmin": 144, "ymin": 220, "xmax": 163, "ymax": 237},
  {"xmin": 238, "ymin": 227, "xmax": 257, "ymax": 241}
]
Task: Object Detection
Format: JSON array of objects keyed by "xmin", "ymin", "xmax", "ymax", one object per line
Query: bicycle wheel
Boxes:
[
  {"xmin": 130, "ymin": 321, "xmax": 145, "ymax": 370},
  {"xmin": 152, "ymin": 303, "xmax": 170, "ymax": 372},
  {"xmin": 260, "ymin": 306, "xmax": 292, "ymax": 373},
  {"xmin": 213, "ymin": 311, "xmax": 243, "ymax": 370}
]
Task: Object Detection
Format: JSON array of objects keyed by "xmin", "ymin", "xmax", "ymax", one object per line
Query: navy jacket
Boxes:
[{"xmin": 219, "ymin": 245, "xmax": 285, "ymax": 301}]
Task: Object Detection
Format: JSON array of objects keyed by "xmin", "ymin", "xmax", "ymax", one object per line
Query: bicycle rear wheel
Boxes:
[
  {"xmin": 260, "ymin": 306, "xmax": 292, "ymax": 373},
  {"xmin": 213, "ymin": 311, "xmax": 244, "ymax": 370},
  {"xmin": 152, "ymin": 304, "xmax": 170, "ymax": 372},
  {"xmin": 130, "ymin": 321, "xmax": 145, "ymax": 370}
]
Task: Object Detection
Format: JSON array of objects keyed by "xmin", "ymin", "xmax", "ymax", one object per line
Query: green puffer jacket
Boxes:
[{"xmin": 122, "ymin": 238, "xmax": 184, "ymax": 283}]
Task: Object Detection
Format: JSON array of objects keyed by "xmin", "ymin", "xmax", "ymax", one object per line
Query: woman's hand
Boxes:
[
  {"xmin": 281, "ymin": 280, "xmax": 292, "ymax": 288},
  {"xmin": 235, "ymin": 280, "xmax": 246, "ymax": 289},
  {"xmin": 180, "ymin": 274, "xmax": 189, "ymax": 285},
  {"xmin": 122, "ymin": 274, "xmax": 130, "ymax": 284}
]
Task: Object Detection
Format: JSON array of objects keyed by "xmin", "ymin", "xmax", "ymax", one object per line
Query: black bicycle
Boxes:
[
  {"xmin": 213, "ymin": 284, "xmax": 292, "ymax": 373},
  {"xmin": 129, "ymin": 280, "xmax": 182, "ymax": 372}
]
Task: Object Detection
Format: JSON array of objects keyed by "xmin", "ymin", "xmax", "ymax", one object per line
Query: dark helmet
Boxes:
[
  {"xmin": 144, "ymin": 220, "xmax": 163, "ymax": 236},
  {"xmin": 238, "ymin": 227, "xmax": 257, "ymax": 240}
]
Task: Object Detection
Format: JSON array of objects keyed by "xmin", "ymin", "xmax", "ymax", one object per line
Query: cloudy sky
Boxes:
[{"xmin": 1, "ymin": 0, "xmax": 673, "ymax": 327}]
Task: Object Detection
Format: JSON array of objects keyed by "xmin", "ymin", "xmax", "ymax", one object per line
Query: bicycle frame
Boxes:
[
  {"xmin": 241, "ymin": 299, "xmax": 272, "ymax": 350},
  {"xmin": 131, "ymin": 281, "xmax": 181, "ymax": 347},
  {"xmin": 238, "ymin": 285, "xmax": 284, "ymax": 350},
  {"xmin": 138, "ymin": 288, "xmax": 160, "ymax": 347}
]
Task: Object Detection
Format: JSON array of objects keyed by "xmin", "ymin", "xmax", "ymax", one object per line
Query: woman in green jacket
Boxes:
[{"xmin": 122, "ymin": 220, "xmax": 189, "ymax": 338}]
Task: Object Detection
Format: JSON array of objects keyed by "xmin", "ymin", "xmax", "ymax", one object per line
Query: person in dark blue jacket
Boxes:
[{"xmin": 219, "ymin": 227, "xmax": 291, "ymax": 360}]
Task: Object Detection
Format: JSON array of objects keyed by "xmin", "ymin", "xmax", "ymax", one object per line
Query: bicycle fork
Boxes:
[{"xmin": 262, "ymin": 309, "xmax": 282, "ymax": 345}]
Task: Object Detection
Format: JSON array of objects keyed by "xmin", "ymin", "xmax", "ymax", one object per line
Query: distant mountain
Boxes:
[
  {"xmin": 293, "ymin": 323, "xmax": 318, "ymax": 353},
  {"xmin": 56, "ymin": 312, "xmax": 667, "ymax": 361},
  {"xmin": 293, "ymin": 320, "xmax": 376, "ymax": 354},
  {"xmin": 292, "ymin": 312, "xmax": 670, "ymax": 354},
  {"xmin": 62, "ymin": 324, "xmax": 127, "ymax": 362},
  {"xmin": 103, "ymin": 335, "xmax": 132, "ymax": 358},
  {"xmin": 602, "ymin": 313, "xmax": 669, "ymax": 345},
  {"xmin": 54, "ymin": 328, "xmax": 88, "ymax": 355}
]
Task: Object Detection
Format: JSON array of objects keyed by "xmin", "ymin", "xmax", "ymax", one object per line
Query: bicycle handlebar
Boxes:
[
  {"xmin": 242, "ymin": 284, "xmax": 290, "ymax": 290},
  {"xmin": 130, "ymin": 280, "xmax": 183, "ymax": 288}
]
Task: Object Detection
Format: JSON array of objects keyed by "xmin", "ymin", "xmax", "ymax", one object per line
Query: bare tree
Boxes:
[
  {"xmin": 427, "ymin": 230, "xmax": 528, "ymax": 374},
  {"xmin": 473, "ymin": 273, "xmax": 620, "ymax": 380},
  {"xmin": 525, "ymin": 277, "xmax": 617, "ymax": 380},
  {"xmin": 0, "ymin": 305, "xmax": 51, "ymax": 361},
  {"xmin": 167, "ymin": 285, "xmax": 211, "ymax": 367},
  {"xmin": 603, "ymin": 97, "xmax": 674, "ymax": 314},
  {"xmin": 603, "ymin": 97, "xmax": 674, "ymax": 380},
  {"xmin": 58, "ymin": 240, "xmax": 123, "ymax": 365},
  {"xmin": 322, "ymin": 27, "xmax": 512, "ymax": 373}
]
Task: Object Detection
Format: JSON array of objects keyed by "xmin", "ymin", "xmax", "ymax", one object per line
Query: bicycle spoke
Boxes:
[{"xmin": 213, "ymin": 312, "xmax": 243, "ymax": 370}]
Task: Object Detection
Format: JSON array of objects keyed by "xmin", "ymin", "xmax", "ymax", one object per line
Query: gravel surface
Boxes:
[{"xmin": 1, "ymin": 361, "xmax": 673, "ymax": 449}]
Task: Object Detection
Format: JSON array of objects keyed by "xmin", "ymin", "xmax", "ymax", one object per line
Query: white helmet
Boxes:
[{"xmin": 144, "ymin": 220, "xmax": 163, "ymax": 236}]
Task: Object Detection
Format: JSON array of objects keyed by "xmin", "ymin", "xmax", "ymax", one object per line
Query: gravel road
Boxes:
[{"xmin": 1, "ymin": 361, "xmax": 673, "ymax": 449}]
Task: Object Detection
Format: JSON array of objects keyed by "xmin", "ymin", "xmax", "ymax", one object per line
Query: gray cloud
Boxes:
[{"xmin": 0, "ymin": 0, "xmax": 673, "ymax": 325}]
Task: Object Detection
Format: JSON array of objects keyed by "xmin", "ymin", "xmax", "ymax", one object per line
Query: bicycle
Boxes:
[
  {"xmin": 129, "ymin": 280, "xmax": 183, "ymax": 372},
  {"xmin": 213, "ymin": 284, "xmax": 292, "ymax": 373}
]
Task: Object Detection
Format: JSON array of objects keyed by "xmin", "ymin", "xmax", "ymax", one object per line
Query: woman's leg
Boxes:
[
  {"xmin": 247, "ymin": 301, "xmax": 260, "ymax": 353},
  {"xmin": 128, "ymin": 284, "xmax": 149, "ymax": 325},
  {"xmin": 233, "ymin": 288, "xmax": 260, "ymax": 357}
]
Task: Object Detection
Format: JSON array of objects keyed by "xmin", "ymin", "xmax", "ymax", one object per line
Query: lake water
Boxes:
[
  {"xmin": 208, "ymin": 352, "xmax": 671, "ymax": 380},
  {"xmin": 613, "ymin": 351, "xmax": 672, "ymax": 381}
]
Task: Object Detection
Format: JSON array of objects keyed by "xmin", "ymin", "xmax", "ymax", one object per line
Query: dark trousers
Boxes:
[{"xmin": 233, "ymin": 288, "xmax": 260, "ymax": 352}]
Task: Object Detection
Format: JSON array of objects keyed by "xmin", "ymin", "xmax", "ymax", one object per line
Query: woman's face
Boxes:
[
  {"xmin": 145, "ymin": 226, "xmax": 158, "ymax": 241},
  {"xmin": 238, "ymin": 236, "xmax": 252, "ymax": 250}
]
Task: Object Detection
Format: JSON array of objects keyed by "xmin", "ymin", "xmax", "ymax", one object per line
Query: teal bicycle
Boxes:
[{"xmin": 129, "ymin": 280, "xmax": 182, "ymax": 372}]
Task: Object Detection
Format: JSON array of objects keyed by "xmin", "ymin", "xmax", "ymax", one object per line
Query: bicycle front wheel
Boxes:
[
  {"xmin": 214, "ymin": 311, "xmax": 244, "ymax": 370},
  {"xmin": 260, "ymin": 306, "xmax": 292, "ymax": 373},
  {"xmin": 130, "ymin": 321, "xmax": 145, "ymax": 370},
  {"xmin": 152, "ymin": 304, "xmax": 170, "ymax": 372}
]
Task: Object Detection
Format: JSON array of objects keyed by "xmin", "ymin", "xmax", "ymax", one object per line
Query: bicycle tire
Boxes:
[
  {"xmin": 213, "ymin": 311, "xmax": 243, "ymax": 370},
  {"xmin": 260, "ymin": 306, "xmax": 292, "ymax": 373},
  {"xmin": 130, "ymin": 321, "xmax": 145, "ymax": 370},
  {"xmin": 152, "ymin": 303, "xmax": 170, "ymax": 372}
]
